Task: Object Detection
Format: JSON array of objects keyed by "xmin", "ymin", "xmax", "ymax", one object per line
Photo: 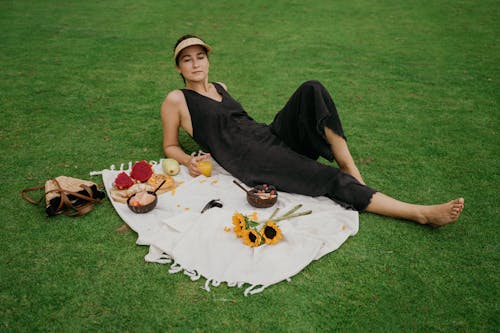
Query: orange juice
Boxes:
[{"xmin": 198, "ymin": 159, "xmax": 212, "ymax": 177}]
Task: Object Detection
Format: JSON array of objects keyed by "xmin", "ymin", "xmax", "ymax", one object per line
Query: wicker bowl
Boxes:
[
  {"xmin": 247, "ymin": 186, "xmax": 278, "ymax": 208},
  {"xmin": 127, "ymin": 191, "xmax": 158, "ymax": 214}
]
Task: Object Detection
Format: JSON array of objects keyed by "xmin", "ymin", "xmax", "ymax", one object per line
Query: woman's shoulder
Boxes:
[
  {"xmin": 162, "ymin": 89, "xmax": 187, "ymax": 107},
  {"xmin": 161, "ymin": 89, "xmax": 187, "ymax": 114},
  {"xmin": 164, "ymin": 89, "xmax": 185, "ymax": 104}
]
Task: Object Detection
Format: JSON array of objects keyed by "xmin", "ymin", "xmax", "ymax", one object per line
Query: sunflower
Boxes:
[
  {"xmin": 242, "ymin": 228, "xmax": 262, "ymax": 247},
  {"xmin": 232, "ymin": 213, "xmax": 245, "ymax": 226},
  {"xmin": 232, "ymin": 213, "xmax": 246, "ymax": 237},
  {"xmin": 260, "ymin": 221, "xmax": 282, "ymax": 245}
]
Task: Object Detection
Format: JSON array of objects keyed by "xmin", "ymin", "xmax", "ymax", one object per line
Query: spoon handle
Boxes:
[
  {"xmin": 232, "ymin": 180, "xmax": 249, "ymax": 193},
  {"xmin": 153, "ymin": 180, "xmax": 166, "ymax": 194}
]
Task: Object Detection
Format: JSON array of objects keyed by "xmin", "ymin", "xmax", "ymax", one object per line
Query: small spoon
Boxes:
[
  {"xmin": 153, "ymin": 180, "xmax": 166, "ymax": 194},
  {"xmin": 233, "ymin": 180, "xmax": 249, "ymax": 193}
]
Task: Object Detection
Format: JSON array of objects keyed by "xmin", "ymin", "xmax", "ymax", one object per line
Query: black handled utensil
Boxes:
[{"xmin": 201, "ymin": 199, "xmax": 223, "ymax": 213}]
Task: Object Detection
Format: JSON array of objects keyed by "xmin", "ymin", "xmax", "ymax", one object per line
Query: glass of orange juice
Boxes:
[{"xmin": 198, "ymin": 157, "xmax": 212, "ymax": 177}]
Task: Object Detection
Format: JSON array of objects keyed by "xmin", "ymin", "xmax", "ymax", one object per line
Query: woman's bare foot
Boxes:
[
  {"xmin": 419, "ymin": 198, "xmax": 465, "ymax": 227},
  {"xmin": 366, "ymin": 193, "xmax": 464, "ymax": 226}
]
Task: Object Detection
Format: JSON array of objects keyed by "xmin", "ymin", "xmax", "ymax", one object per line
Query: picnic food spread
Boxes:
[
  {"xmin": 110, "ymin": 160, "xmax": 177, "ymax": 205},
  {"xmin": 109, "ymin": 158, "xmax": 285, "ymax": 216}
]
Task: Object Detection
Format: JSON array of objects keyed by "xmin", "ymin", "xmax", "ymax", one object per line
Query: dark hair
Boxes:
[{"xmin": 174, "ymin": 34, "xmax": 209, "ymax": 65}]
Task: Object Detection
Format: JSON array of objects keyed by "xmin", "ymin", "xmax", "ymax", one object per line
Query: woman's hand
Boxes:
[{"xmin": 186, "ymin": 153, "xmax": 211, "ymax": 177}]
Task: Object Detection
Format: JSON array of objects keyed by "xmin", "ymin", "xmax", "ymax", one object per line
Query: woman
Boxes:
[{"xmin": 161, "ymin": 35, "xmax": 464, "ymax": 227}]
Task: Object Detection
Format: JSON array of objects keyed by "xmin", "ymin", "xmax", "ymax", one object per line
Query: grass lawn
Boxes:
[{"xmin": 1, "ymin": 0, "xmax": 498, "ymax": 331}]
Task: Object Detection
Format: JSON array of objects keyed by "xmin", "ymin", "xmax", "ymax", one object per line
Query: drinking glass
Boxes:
[{"xmin": 198, "ymin": 157, "xmax": 212, "ymax": 177}]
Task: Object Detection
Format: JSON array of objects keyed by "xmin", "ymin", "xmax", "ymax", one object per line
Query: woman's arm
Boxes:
[{"xmin": 160, "ymin": 90, "xmax": 209, "ymax": 177}]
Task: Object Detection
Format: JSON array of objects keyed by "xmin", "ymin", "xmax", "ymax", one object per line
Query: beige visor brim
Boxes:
[{"xmin": 173, "ymin": 37, "xmax": 212, "ymax": 60}]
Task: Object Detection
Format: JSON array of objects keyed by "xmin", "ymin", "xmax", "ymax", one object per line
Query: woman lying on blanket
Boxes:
[{"xmin": 161, "ymin": 34, "xmax": 464, "ymax": 227}]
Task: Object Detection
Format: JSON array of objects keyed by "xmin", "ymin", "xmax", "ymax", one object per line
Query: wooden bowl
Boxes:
[
  {"xmin": 247, "ymin": 186, "xmax": 278, "ymax": 208},
  {"xmin": 127, "ymin": 191, "xmax": 158, "ymax": 214}
]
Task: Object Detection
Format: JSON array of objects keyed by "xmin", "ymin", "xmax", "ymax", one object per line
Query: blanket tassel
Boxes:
[
  {"xmin": 202, "ymin": 279, "xmax": 212, "ymax": 292},
  {"xmin": 244, "ymin": 284, "xmax": 267, "ymax": 296},
  {"xmin": 168, "ymin": 262, "xmax": 183, "ymax": 274},
  {"xmin": 144, "ymin": 246, "xmax": 172, "ymax": 264},
  {"xmin": 89, "ymin": 160, "xmax": 158, "ymax": 176},
  {"xmin": 184, "ymin": 269, "xmax": 201, "ymax": 281}
]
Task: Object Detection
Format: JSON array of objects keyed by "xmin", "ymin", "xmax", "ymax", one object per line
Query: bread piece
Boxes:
[{"xmin": 110, "ymin": 183, "xmax": 153, "ymax": 203}]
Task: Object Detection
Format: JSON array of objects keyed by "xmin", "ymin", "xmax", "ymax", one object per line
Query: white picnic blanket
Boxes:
[{"xmin": 100, "ymin": 160, "xmax": 359, "ymax": 295}]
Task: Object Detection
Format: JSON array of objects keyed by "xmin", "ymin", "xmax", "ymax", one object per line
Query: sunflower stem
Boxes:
[
  {"xmin": 273, "ymin": 210, "xmax": 312, "ymax": 222},
  {"xmin": 268, "ymin": 208, "xmax": 280, "ymax": 221},
  {"xmin": 279, "ymin": 204, "xmax": 303, "ymax": 219}
]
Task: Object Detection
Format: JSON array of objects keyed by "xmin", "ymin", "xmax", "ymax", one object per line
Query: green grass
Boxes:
[{"xmin": 1, "ymin": 0, "xmax": 498, "ymax": 331}]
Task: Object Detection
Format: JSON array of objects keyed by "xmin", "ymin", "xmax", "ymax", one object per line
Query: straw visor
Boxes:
[{"xmin": 173, "ymin": 37, "xmax": 212, "ymax": 60}]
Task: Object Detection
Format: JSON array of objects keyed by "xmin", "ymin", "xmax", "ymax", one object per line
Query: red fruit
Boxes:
[
  {"xmin": 130, "ymin": 160, "xmax": 153, "ymax": 182},
  {"xmin": 114, "ymin": 172, "xmax": 134, "ymax": 189}
]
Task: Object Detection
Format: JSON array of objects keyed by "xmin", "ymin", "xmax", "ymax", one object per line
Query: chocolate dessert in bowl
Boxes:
[{"xmin": 233, "ymin": 180, "xmax": 278, "ymax": 208}]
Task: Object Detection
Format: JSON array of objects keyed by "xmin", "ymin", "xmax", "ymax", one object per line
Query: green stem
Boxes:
[
  {"xmin": 279, "ymin": 204, "xmax": 302, "ymax": 219},
  {"xmin": 268, "ymin": 208, "xmax": 280, "ymax": 221},
  {"xmin": 273, "ymin": 210, "xmax": 312, "ymax": 222}
]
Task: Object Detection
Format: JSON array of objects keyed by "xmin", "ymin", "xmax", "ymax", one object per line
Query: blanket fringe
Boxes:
[
  {"xmin": 244, "ymin": 284, "xmax": 267, "ymax": 296},
  {"xmin": 89, "ymin": 160, "xmax": 159, "ymax": 176},
  {"xmin": 156, "ymin": 256, "xmax": 254, "ymax": 296},
  {"xmin": 144, "ymin": 247, "xmax": 172, "ymax": 264},
  {"xmin": 146, "ymin": 248, "xmax": 261, "ymax": 295},
  {"xmin": 143, "ymin": 248, "xmax": 271, "ymax": 296},
  {"xmin": 226, "ymin": 281, "xmax": 245, "ymax": 288},
  {"xmin": 168, "ymin": 262, "xmax": 183, "ymax": 274},
  {"xmin": 202, "ymin": 279, "xmax": 212, "ymax": 292},
  {"xmin": 184, "ymin": 269, "xmax": 201, "ymax": 281}
]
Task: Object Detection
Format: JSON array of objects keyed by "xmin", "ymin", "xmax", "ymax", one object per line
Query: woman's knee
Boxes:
[
  {"xmin": 296, "ymin": 80, "xmax": 333, "ymax": 101},
  {"xmin": 299, "ymin": 80, "xmax": 325, "ymax": 91}
]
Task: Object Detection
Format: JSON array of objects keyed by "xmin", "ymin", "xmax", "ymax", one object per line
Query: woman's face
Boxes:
[{"xmin": 176, "ymin": 45, "xmax": 209, "ymax": 83}]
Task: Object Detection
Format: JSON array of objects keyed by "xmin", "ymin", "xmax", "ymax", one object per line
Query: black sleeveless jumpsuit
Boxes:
[{"xmin": 182, "ymin": 80, "xmax": 377, "ymax": 211}]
